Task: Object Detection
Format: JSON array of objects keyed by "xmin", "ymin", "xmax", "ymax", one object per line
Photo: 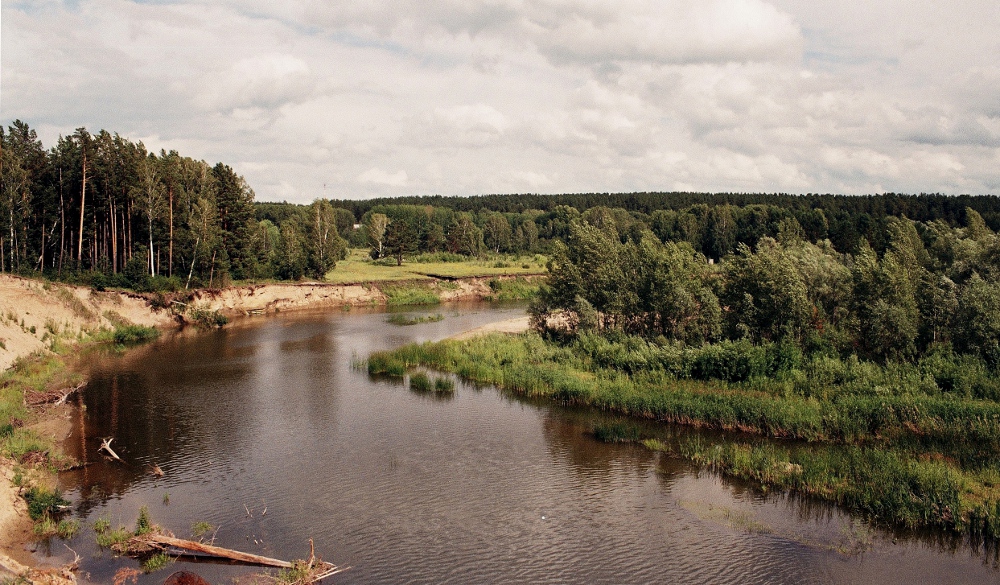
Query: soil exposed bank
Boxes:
[{"xmin": 0, "ymin": 273, "xmax": 536, "ymax": 580}]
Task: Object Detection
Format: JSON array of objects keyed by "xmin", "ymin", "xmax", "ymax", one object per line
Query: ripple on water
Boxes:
[{"xmin": 49, "ymin": 306, "xmax": 1000, "ymax": 585}]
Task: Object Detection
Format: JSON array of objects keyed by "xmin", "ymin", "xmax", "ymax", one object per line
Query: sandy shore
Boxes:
[
  {"xmin": 450, "ymin": 316, "xmax": 531, "ymax": 340},
  {"xmin": 0, "ymin": 273, "xmax": 538, "ymax": 578}
]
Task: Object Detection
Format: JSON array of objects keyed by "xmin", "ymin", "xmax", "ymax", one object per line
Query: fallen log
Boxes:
[{"xmin": 142, "ymin": 534, "xmax": 293, "ymax": 568}]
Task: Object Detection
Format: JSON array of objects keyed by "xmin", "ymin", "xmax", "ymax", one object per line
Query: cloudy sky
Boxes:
[{"xmin": 3, "ymin": 0, "xmax": 999, "ymax": 202}]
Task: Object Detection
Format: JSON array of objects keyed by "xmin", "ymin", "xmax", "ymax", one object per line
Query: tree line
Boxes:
[
  {"xmin": 0, "ymin": 121, "xmax": 348, "ymax": 289},
  {"xmin": 532, "ymin": 208, "xmax": 1000, "ymax": 367},
  {"xmin": 4, "ymin": 119, "xmax": 1000, "ymax": 302}
]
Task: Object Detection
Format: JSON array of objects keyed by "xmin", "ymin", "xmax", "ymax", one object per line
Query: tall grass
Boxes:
[
  {"xmin": 365, "ymin": 331, "xmax": 1000, "ymax": 538},
  {"xmin": 380, "ymin": 283, "xmax": 441, "ymax": 306},
  {"xmin": 486, "ymin": 277, "xmax": 541, "ymax": 301}
]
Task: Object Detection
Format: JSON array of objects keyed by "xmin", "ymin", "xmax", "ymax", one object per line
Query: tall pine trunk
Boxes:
[{"xmin": 77, "ymin": 151, "xmax": 87, "ymax": 265}]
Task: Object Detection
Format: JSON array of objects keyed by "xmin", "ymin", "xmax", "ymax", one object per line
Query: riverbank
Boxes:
[
  {"xmin": 0, "ymin": 272, "xmax": 540, "ymax": 580},
  {"xmin": 366, "ymin": 331, "xmax": 1000, "ymax": 540}
]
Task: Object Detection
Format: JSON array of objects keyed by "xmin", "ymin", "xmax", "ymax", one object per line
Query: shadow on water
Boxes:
[{"xmin": 33, "ymin": 303, "xmax": 1000, "ymax": 584}]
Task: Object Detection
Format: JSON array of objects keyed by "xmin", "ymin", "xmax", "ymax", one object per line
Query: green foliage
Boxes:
[
  {"xmin": 381, "ymin": 283, "xmax": 440, "ymax": 306},
  {"xmin": 387, "ymin": 313, "xmax": 444, "ymax": 326},
  {"xmin": 409, "ymin": 372, "xmax": 432, "ymax": 392},
  {"xmin": 188, "ymin": 308, "xmax": 229, "ymax": 328},
  {"xmin": 434, "ymin": 377, "xmax": 455, "ymax": 392},
  {"xmin": 486, "ymin": 277, "xmax": 540, "ymax": 301},
  {"xmin": 141, "ymin": 552, "xmax": 174, "ymax": 573},
  {"xmin": 56, "ymin": 519, "xmax": 81, "ymax": 539},
  {"xmin": 368, "ymin": 331, "xmax": 1000, "ymax": 537},
  {"xmin": 95, "ymin": 525, "xmax": 132, "ymax": 549},
  {"xmin": 23, "ymin": 487, "xmax": 69, "ymax": 521},
  {"xmin": 593, "ymin": 421, "xmax": 642, "ymax": 443},
  {"xmin": 135, "ymin": 506, "xmax": 153, "ymax": 535},
  {"xmin": 191, "ymin": 521, "xmax": 214, "ymax": 539},
  {"xmin": 111, "ymin": 325, "xmax": 160, "ymax": 346},
  {"xmin": 722, "ymin": 238, "xmax": 811, "ymax": 343}
]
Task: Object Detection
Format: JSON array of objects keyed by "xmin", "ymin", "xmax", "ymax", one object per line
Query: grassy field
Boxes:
[
  {"xmin": 325, "ymin": 249, "xmax": 547, "ymax": 284},
  {"xmin": 365, "ymin": 332, "xmax": 1000, "ymax": 539}
]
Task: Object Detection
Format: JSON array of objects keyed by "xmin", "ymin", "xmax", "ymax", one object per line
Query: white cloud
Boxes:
[
  {"xmin": 357, "ymin": 167, "xmax": 409, "ymax": 187},
  {"xmin": 193, "ymin": 55, "xmax": 314, "ymax": 111},
  {"xmin": 2, "ymin": 0, "xmax": 999, "ymax": 201}
]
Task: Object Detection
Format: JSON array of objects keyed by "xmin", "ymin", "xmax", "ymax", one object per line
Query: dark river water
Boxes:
[{"xmin": 32, "ymin": 304, "xmax": 1000, "ymax": 584}]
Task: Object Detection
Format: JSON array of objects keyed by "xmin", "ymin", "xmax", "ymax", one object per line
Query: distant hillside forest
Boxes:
[{"xmin": 2, "ymin": 121, "xmax": 999, "ymax": 293}]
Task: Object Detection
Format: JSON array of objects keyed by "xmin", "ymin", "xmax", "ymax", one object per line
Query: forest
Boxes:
[
  {"xmin": 368, "ymin": 206, "xmax": 1000, "ymax": 538},
  {"xmin": 9, "ymin": 119, "xmax": 1000, "ymax": 537},
  {"xmin": 5, "ymin": 120, "xmax": 1000, "ymax": 294}
]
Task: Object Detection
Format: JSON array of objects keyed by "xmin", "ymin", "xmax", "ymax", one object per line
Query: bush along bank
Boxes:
[{"xmin": 366, "ymin": 331, "xmax": 1000, "ymax": 539}]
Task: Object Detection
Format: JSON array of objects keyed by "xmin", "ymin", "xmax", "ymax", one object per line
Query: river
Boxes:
[{"xmin": 34, "ymin": 304, "xmax": 1000, "ymax": 584}]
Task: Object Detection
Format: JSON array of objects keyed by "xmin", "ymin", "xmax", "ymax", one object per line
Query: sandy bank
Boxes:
[
  {"xmin": 450, "ymin": 316, "xmax": 531, "ymax": 340},
  {"xmin": 0, "ymin": 272, "xmax": 542, "ymax": 576},
  {"xmin": 0, "ymin": 275, "xmax": 175, "ymax": 372}
]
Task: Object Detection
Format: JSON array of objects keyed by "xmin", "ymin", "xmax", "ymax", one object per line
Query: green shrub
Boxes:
[
  {"xmin": 112, "ymin": 325, "xmax": 160, "ymax": 346},
  {"xmin": 135, "ymin": 506, "xmax": 153, "ymax": 535},
  {"xmin": 23, "ymin": 487, "xmax": 69, "ymax": 521},
  {"xmin": 189, "ymin": 308, "xmax": 229, "ymax": 329}
]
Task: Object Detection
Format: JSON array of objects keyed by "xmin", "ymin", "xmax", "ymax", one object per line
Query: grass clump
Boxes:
[
  {"xmin": 109, "ymin": 325, "xmax": 160, "ymax": 346},
  {"xmin": 141, "ymin": 552, "xmax": 173, "ymax": 573},
  {"xmin": 367, "ymin": 353, "xmax": 407, "ymax": 378},
  {"xmin": 387, "ymin": 313, "xmax": 445, "ymax": 326},
  {"xmin": 434, "ymin": 377, "xmax": 455, "ymax": 392},
  {"xmin": 53, "ymin": 519, "xmax": 80, "ymax": 539},
  {"xmin": 23, "ymin": 486, "xmax": 69, "ymax": 521},
  {"xmin": 409, "ymin": 372, "xmax": 433, "ymax": 392},
  {"xmin": 191, "ymin": 521, "xmax": 214, "ymax": 539},
  {"xmin": 95, "ymin": 524, "xmax": 132, "ymax": 549},
  {"xmin": 135, "ymin": 506, "xmax": 153, "ymax": 535},
  {"xmin": 188, "ymin": 308, "xmax": 229, "ymax": 328},
  {"xmin": 593, "ymin": 421, "xmax": 642, "ymax": 443},
  {"xmin": 381, "ymin": 284, "xmax": 441, "ymax": 306},
  {"xmin": 486, "ymin": 277, "xmax": 541, "ymax": 301}
]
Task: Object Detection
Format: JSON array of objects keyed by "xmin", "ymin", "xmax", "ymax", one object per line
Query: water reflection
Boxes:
[{"xmin": 42, "ymin": 305, "xmax": 1000, "ymax": 584}]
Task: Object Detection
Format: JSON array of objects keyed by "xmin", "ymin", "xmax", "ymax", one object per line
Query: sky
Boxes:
[{"xmin": 3, "ymin": 0, "xmax": 999, "ymax": 202}]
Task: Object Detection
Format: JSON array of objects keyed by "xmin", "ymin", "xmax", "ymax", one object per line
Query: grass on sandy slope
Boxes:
[{"xmin": 326, "ymin": 249, "xmax": 547, "ymax": 284}]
